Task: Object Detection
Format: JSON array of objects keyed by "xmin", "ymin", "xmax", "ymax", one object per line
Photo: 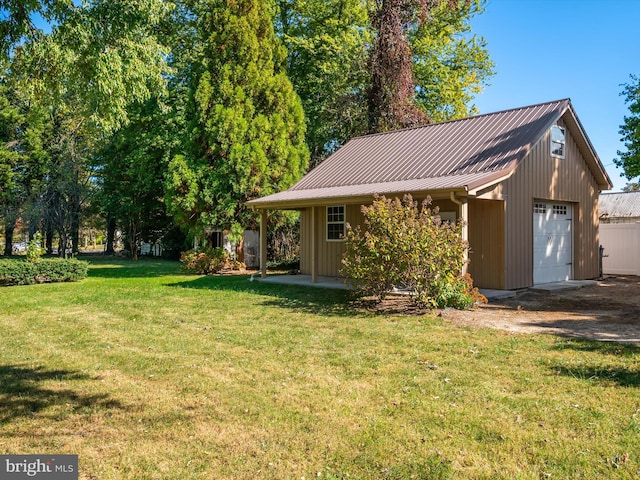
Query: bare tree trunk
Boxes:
[
  {"xmin": 105, "ymin": 214, "xmax": 116, "ymax": 254},
  {"xmin": 4, "ymin": 220, "xmax": 15, "ymax": 256},
  {"xmin": 70, "ymin": 173, "xmax": 81, "ymax": 255},
  {"xmin": 3, "ymin": 206, "xmax": 20, "ymax": 256},
  {"xmin": 45, "ymin": 224, "xmax": 54, "ymax": 254},
  {"xmin": 71, "ymin": 211, "xmax": 80, "ymax": 255},
  {"xmin": 129, "ymin": 220, "xmax": 138, "ymax": 261}
]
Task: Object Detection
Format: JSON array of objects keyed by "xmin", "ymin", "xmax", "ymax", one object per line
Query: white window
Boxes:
[
  {"xmin": 552, "ymin": 204, "xmax": 567, "ymax": 215},
  {"xmin": 327, "ymin": 205, "xmax": 345, "ymax": 241},
  {"xmin": 551, "ymin": 125, "xmax": 565, "ymax": 158},
  {"xmin": 533, "ymin": 203, "xmax": 547, "ymax": 214}
]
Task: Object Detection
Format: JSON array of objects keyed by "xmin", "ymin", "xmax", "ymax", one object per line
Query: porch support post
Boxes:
[
  {"xmin": 460, "ymin": 199, "xmax": 469, "ymax": 276},
  {"xmin": 310, "ymin": 206, "xmax": 318, "ymax": 283},
  {"xmin": 260, "ymin": 209, "xmax": 267, "ymax": 278},
  {"xmin": 450, "ymin": 192, "xmax": 469, "ymax": 276}
]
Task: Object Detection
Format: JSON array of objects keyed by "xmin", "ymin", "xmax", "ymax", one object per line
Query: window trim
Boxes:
[
  {"xmin": 326, "ymin": 205, "xmax": 346, "ymax": 242},
  {"xmin": 550, "ymin": 125, "xmax": 566, "ymax": 159}
]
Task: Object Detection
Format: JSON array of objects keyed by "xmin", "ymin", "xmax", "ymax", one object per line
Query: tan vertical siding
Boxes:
[
  {"xmin": 312, "ymin": 204, "xmax": 362, "ymax": 277},
  {"xmin": 500, "ymin": 118, "xmax": 600, "ymax": 288},
  {"xmin": 305, "ymin": 198, "xmax": 480, "ymax": 278},
  {"xmin": 468, "ymin": 199, "xmax": 505, "ymax": 289}
]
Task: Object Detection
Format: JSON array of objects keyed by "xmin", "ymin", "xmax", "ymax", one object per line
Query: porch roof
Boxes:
[{"xmin": 247, "ymin": 170, "xmax": 510, "ymax": 209}]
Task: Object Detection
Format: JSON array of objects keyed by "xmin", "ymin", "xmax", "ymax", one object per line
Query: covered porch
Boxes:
[{"xmin": 252, "ymin": 189, "xmax": 476, "ymax": 285}]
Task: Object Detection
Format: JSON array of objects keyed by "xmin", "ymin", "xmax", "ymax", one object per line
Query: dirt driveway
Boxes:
[{"xmin": 441, "ymin": 276, "xmax": 640, "ymax": 343}]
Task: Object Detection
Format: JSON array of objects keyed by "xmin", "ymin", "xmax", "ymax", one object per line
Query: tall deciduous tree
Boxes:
[
  {"xmin": 0, "ymin": 75, "xmax": 50, "ymax": 255},
  {"xmin": 276, "ymin": 0, "xmax": 370, "ymax": 166},
  {"xmin": 18, "ymin": 0, "xmax": 171, "ymax": 135},
  {"xmin": 277, "ymin": 0, "xmax": 493, "ymax": 155},
  {"xmin": 8, "ymin": 0, "xmax": 171, "ymax": 254},
  {"xmin": 96, "ymin": 97, "xmax": 182, "ymax": 260},
  {"xmin": 615, "ymin": 75, "xmax": 640, "ymax": 182},
  {"xmin": 166, "ymin": 0, "xmax": 309, "ymax": 235},
  {"xmin": 412, "ymin": 0, "xmax": 494, "ymax": 122},
  {"xmin": 368, "ymin": 0, "xmax": 433, "ymax": 133}
]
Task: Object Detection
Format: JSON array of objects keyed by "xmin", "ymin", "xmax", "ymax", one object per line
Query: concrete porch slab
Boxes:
[
  {"xmin": 529, "ymin": 279, "xmax": 597, "ymax": 293},
  {"xmin": 479, "ymin": 288, "xmax": 517, "ymax": 301},
  {"xmin": 256, "ymin": 275, "xmax": 597, "ymax": 302},
  {"xmin": 256, "ymin": 274, "xmax": 347, "ymax": 290}
]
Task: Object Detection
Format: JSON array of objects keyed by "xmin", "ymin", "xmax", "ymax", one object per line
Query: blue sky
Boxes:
[{"xmin": 468, "ymin": 0, "xmax": 640, "ymax": 191}]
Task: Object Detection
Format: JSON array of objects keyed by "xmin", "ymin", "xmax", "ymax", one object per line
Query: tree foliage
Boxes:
[
  {"xmin": 412, "ymin": 0, "xmax": 494, "ymax": 122},
  {"xmin": 277, "ymin": 0, "xmax": 493, "ymax": 158},
  {"xmin": 0, "ymin": 0, "xmax": 71, "ymax": 56},
  {"xmin": 1, "ymin": 0, "xmax": 172, "ymax": 257},
  {"xmin": 276, "ymin": 0, "xmax": 370, "ymax": 165},
  {"xmin": 1, "ymin": 0, "xmax": 493, "ymax": 264},
  {"xmin": 341, "ymin": 194, "xmax": 485, "ymax": 309},
  {"xmin": 14, "ymin": 0, "xmax": 171, "ymax": 134},
  {"xmin": 367, "ymin": 0, "xmax": 434, "ymax": 133},
  {"xmin": 615, "ymin": 75, "xmax": 640, "ymax": 182},
  {"xmin": 0, "ymin": 76, "xmax": 50, "ymax": 255},
  {"xmin": 166, "ymin": 0, "xmax": 309, "ymax": 236},
  {"xmin": 96, "ymin": 97, "xmax": 181, "ymax": 260}
]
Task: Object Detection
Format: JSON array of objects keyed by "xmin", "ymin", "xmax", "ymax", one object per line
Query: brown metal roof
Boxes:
[
  {"xmin": 248, "ymin": 99, "xmax": 611, "ymax": 208},
  {"xmin": 247, "ymin": 171, "xmax": 509, "ymax": 209}
]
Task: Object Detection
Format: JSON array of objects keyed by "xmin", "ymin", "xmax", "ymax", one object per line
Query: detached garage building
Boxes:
[{"xmin": 248, "ymin": 99, "xmax": 612, "ymax": 290}]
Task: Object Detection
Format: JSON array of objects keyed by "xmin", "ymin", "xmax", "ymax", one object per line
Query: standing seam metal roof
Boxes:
[
  {"xmin": 290, "ymin": 99, "xmax": 568, "ymax": 191},
  {"xmin": 248, "ymin": 99, "xmax": 611, "ymax": 207}
]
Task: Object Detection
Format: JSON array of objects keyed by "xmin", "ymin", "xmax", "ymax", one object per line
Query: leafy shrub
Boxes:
[
  {"xmin": 341, "ymin": 194, "xmax": 486, "ymax": 309},
  {"xmin": 180, "ymin": 247, "xmax": 229, "ymax": 275},
  {"xmin": 25, "ymin": 233, "xmax": 45, "ymax": 263},
  {"xmin": 0, "ymin": 258, "xmax": 89, "ymax": 286}
]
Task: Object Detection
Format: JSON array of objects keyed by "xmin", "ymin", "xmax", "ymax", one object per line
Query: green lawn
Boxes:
[{"xmin": 1, "ymin": 258, "xmax": 639, "ymax": 479}]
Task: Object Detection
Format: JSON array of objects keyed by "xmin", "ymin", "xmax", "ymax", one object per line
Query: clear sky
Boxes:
[{"xmin": 468, "ymin": 0, "xmax": 640, "ymax": 192}]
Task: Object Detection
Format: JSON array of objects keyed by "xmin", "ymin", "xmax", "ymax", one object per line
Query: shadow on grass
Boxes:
[
  {"xmin": 551, "ymin": 363, "xmax": 640, "ymax": 387},
  {"xmin": 553, "ymin": 338, "xmax": 640, "ymax": 357},
  {"xmin": 84, "ymin": 257, "xmax": 184, "ymax": 279},
  {"xmin": 549, "ymin": 338, "xmax": 640, "ymax": 387},
  {"xmin": 0, "ymin": 364, "xmax": 125, "ymax": 425},
  {"xmin": 166, "ymin": 274, "xmax": 359, "ymax": 317}
]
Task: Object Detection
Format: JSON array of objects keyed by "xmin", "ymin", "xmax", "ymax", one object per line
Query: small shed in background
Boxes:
[
  {"xmin": 600, "ymin": 191, "xmax": 640, "ymax": 275},
  {"xmin": 599, "ymin": 191, "xmax": 640, "ymax": 224}
]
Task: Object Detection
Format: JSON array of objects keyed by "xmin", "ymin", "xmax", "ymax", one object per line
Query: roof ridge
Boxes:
[
  {"xmin": 601, "ymin": 191, "xmax": 640, "ymax": 195},
  {"xmin": 348, "ymin": 98, "xmax": 572, "ymax": 141}
]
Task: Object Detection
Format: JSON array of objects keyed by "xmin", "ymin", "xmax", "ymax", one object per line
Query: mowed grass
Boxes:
[{"xmin": 1, "ymin": 258, "xmax": 640, "ymax": 479}]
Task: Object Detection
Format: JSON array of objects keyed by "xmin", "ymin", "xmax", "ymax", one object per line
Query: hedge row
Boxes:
[{"xmin": 0, "ymin": 258, "xmax": 89, "ymax": 286}]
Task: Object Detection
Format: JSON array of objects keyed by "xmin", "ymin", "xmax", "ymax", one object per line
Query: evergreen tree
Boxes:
[{"xmin": 166, "ymin": 0, "xmax": 309, "ymax": 235}]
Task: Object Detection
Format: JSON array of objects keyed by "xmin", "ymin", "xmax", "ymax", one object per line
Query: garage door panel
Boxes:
[{"xmin": 533, "ymin": 202, "xmax": 572, "ymax": 284}]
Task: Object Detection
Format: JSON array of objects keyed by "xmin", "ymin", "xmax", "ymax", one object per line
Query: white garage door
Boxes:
[{"xmin": 533, "ymin": 202, "xmax": 573, "ymax": 284}]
